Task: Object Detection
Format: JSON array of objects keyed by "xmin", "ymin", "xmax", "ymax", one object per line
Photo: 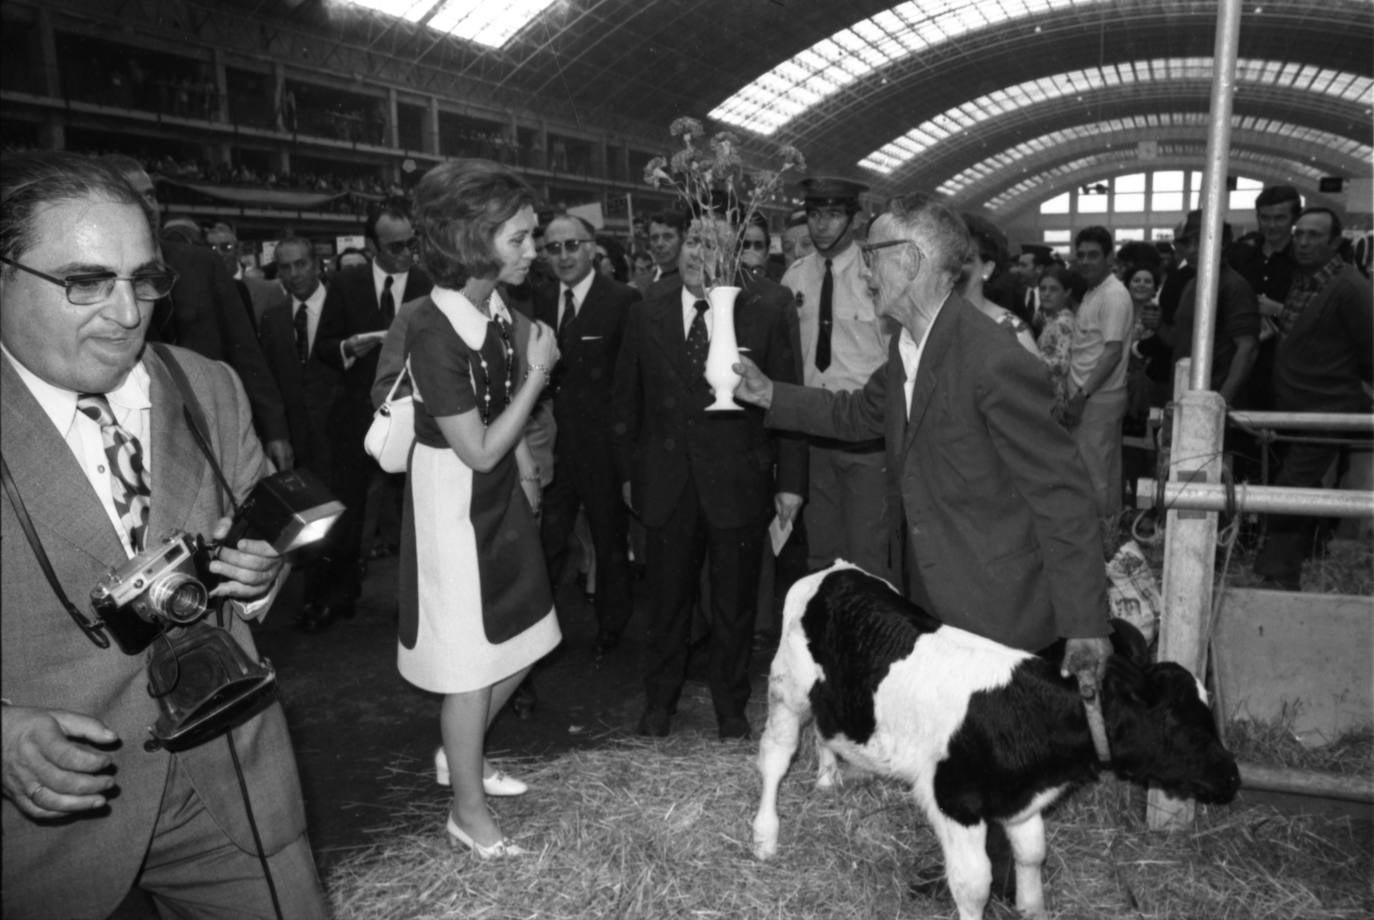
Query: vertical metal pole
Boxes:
[
  {"xmin": 1187, "ymin": 0, "xmax": 1243, "ymax": 393},
  {"xmin": 1151, "ymin": 0, "xmax": 1244, "ymax": 832}
]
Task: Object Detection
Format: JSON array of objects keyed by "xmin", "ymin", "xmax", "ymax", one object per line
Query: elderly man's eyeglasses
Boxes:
[
  {"xmin": 1, "ymin": 256, "xmax": 178, "ymax": 305},
  {"xmin": 544, "ymin": 240, "xmax": 591, "ymax": 256},
  {"xmin": 858, "ymin": 239, "xmax": 916, "ymax": 269},
  {"xmin": 380, "ymin": 237, "xmax": 419, "ymax": 256}
]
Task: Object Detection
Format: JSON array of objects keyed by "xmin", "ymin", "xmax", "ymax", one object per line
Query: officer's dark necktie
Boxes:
[
  {"xmin": 294, "ymin": 300, "xmax": 310, "ymax": 365},
  {"xmin": 686, "ymin": 299, "xmax": 710, "ymax": 380},
  {"xmin": 815, "ymin": 258, "xmax": 833, "ymax": 372},
  {"xmin": 379, "ymin": 275, "xmax": 395, "ymax": 324},
  {"xmin": 558, "ymin": 289, "xmax": 576, "ymax": 344},
  {"xmin": 77, "ymin": 394, "xmax": 151, "ymax": 553}
]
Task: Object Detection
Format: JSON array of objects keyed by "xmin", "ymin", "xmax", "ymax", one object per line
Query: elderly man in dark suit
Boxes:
[
  {"xmin": 534, "ymin": 215, "xmax": 641, "ymax": 653},
  {"xmin": 735, "ymin": 192, "xmax": 1111, "ymax": 671},
  {"xmin": 613, "ymin": 225, "xmax": 806, "ymax": 740},
  {"xmin": 1, "ymin": 152, "xmax": 325, "ymax": 919},
  {"xmin": 259, "ymin": 235, "xmax": 344, "ymax": 626},
  {"xmin": 313, "ymin": 201, "xmax": 433, "ymax": 628}
]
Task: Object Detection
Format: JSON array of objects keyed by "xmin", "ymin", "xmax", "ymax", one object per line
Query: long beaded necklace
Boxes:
[{"xmin": 471, "ymin": 311, "xmax": 516, "ymax": 427}]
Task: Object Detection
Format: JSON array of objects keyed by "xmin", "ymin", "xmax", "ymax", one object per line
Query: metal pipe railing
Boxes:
[
  {"xmin": 1148, "ymin": 409, "xmax": 1374, "ymax": 433},
  {"xmin": 1136, "ymin": 481, "xmax": 1374, "ymax": 517}
]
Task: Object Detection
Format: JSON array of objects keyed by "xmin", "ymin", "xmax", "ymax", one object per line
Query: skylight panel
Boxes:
[
  {"xmin": 427, "ymin": 0, "xmax": 558, "ymax": 48},
  {"xmin": 711, "ymin": 0, "xmax": 1091, "ymax": 136},
  {"xmin": 857, "ymin": 58, "xmax": 1370, "ymax": 177},
  {"xmin": 948, "ymin": 3, "xmax": 992, "ymax": 32},
  {"xmin": 939, "ymin": 114, "xmax": 1371, "ymax": 206}
]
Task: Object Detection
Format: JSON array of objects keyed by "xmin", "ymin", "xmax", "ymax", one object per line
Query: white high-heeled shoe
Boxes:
[
  {"xmin": 434, "ymin": 747, "xmax": 529, "ymax": 797},
  {"xmin": 445, "ymin": 815, "xmax": 527, "ymax": 859}
]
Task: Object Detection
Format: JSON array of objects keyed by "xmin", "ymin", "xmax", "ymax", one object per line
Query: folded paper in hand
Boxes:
[{"xmin": 768, "ymin": 514, "xmax": 793, "ymax": 556}]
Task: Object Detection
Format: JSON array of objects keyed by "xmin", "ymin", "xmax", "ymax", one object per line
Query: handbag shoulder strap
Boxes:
[{"xmin": 378, "ymin": 358, "xmax": 410, "ymax": 408}]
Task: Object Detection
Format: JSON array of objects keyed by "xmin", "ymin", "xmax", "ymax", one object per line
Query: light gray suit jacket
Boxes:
[{"xmin": 1, "ymin": 347, "xmax": 309, "ymax": 919}]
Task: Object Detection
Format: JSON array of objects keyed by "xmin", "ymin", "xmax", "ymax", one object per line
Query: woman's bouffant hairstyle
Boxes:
[
  {"xmin": 411, "ymin": 159, "xmax": 535, "ymax": 290},
  {"xmin": 1122, "ymin": 262, "xmax": 1160, "ymax": 292}
]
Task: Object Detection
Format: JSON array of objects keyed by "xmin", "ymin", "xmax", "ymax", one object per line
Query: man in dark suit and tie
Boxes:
[
  {"xmin": 206, "ymin": 219, "xmax": 287, "ymax": 328},
  {"xmin": 613, "ymin": 225, "xmax": 806, "ymax": 740},
  {"xmin": 314, "ymin": 201, "xmax": 433, "ymax": 628},
  {"xmin": 259, "ymin": 235, "xmax": 343, "ymax": 626},
  {"xmin": 1015, "ymin": 243, "xmax": 1054, "ymax": 327},
  {"xmin": 534, "ymin": 215, "xmax": 641, "ymax": 653},
  {"xmin": 1, "ymin": 151, "xmax": 326, "ymax": 919}
]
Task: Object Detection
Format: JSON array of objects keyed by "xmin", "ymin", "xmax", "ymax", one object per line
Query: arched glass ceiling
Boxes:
[
  {"xmin": 938, "ymin": 115, "xmax": 1373, "ymax": 198},
  {"xmin": 709, "ymin": 0, "xmax": 1099, "ymax": 135},
  {"xmin": 985, "ymin": 148, "xmax": 1326, "ymax": 213},
  {"xmin": 861, "ymin": 58, "xmax": 1374, "ymax": 175},
  {"xmin": 340, "ymin": 0, "xmax": 558, "ymax": 48}
]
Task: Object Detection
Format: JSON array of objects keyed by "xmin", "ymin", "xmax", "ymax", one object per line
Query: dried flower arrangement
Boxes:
[{"xmin": 644, "ymin": 117, "xmax": 805, "ymax": 288}]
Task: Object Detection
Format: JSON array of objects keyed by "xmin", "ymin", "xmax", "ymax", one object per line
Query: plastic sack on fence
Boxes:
[{"xmin": 1106, "ymin": 539, "xmax": 1161, "ymax": 646}]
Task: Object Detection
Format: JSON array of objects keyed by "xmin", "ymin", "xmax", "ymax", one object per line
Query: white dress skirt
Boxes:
[{"xmin": 396, "ymin": 290, "xmax": 560, "ymax": 693}]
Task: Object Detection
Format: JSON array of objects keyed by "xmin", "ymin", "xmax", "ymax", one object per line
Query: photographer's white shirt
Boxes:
[
  {"xmin": 4, "ymin": 344, "xmax": 149, "ymax": 559},
  {"xmin": 4, "ymin": 347, "xmax": 279, "ymax": 621}
]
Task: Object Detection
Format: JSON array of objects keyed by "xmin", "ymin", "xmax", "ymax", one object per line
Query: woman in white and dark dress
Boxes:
[{"xmin": 398, "ymin": 159, "xmax": 561, "ymax": 858}]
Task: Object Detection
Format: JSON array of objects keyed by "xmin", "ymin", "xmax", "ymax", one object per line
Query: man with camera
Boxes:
[{"xmin": 0, "ymin": 152, "xmax": 327, "ymax": 918}]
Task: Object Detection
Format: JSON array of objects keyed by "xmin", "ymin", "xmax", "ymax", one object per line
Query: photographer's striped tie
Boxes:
[{"xmin": 78, "ymin": 394, "xmax": 151, "ymax": 553}]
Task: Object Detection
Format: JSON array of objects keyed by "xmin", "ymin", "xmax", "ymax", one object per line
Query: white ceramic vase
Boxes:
[{"xmin": 703, "ymin": 285, "xmax": 743, "ymax": 411}]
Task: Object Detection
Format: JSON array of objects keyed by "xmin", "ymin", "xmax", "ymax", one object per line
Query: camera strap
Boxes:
[
  {"xmin": 150, "ymin": 344, "xmax": 241, "ymax": 522},
  {"xmin": 0, "ymin": 454, "xmax": 112, "ymax": 648},
  {"xmin": 0, "ymin": 346, "xmax": 243, "ymax": 649}
]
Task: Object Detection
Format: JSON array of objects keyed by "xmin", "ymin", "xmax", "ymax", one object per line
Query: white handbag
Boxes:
[{"xmin": 364, "ymin": 359, "xmax": 415, "ymax": 473}]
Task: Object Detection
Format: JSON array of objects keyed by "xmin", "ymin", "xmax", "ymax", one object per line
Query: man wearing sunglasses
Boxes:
[
  {"xmin": 206, "ymin": 220, "xmax": 287, "ymax": 329},
  {"xmin": 779, "ymin": 176, "xmax": 892, "ymax": 584},
  {"xmin": 312, "ymin": 201, "xmax": 433, "ymax": 632},
  {"xmin": 1, "ymin": 151, "xmax": 327, "ymax": 919},
  {"xmin": 533, "ymin": 216, "xmax": 641, "ymax": 657}
]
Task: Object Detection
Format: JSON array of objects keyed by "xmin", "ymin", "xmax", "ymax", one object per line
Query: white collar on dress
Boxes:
[{"xmin": 431, "ymin": 287, "xmax": 512, "ymax": 351}]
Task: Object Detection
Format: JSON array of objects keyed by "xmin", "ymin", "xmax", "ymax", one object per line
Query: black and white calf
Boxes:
[{"xmin": 752, "ymin": 563, "xmax": 1240, "ymax": 920}]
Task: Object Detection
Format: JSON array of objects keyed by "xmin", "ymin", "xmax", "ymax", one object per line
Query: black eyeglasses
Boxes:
[
  {"xmin": 1, "ymin": 256, "xmax": 178, "ymax": 305},
  {"xmin": 858, "ymin": 239, "xmax": 918, "ymax": 269},
  {"xmin": 543, "ymin": 239, "xmax": 591, "ymax": 256},
  {"xmin": 740, "ymin": 239, "xmax": 768, "ymax": 251},
  {"xmin": 208, "ymin": 242, "xmax": 238, "ymax": 254},
  {"xmin": 381, "ymin": 237, "xmax": 419, "ymax": 256}
]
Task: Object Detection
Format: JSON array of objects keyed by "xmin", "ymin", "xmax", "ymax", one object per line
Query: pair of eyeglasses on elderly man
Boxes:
[
  {"xmin": 857, "ymin": 239, "xmax": 921, "ymax": 269},
  {"xmin": 1, "ymin": 256, "xmax": 179, "ymax": 305}
]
